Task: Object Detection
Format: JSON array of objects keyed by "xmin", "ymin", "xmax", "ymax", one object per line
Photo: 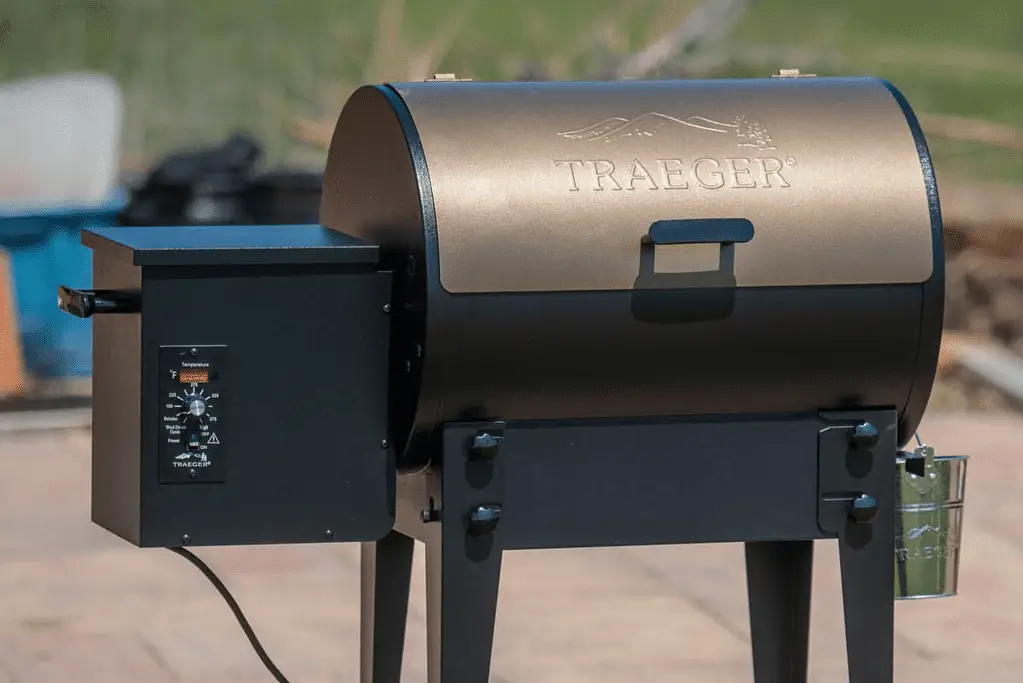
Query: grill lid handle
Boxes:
[{"xmin": 647, "ymin": 218, "xmax": 755, "ymax": 246}]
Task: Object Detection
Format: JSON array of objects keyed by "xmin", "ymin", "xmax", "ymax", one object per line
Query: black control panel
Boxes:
[{"xmin": 158, "ymin": 345, "xmax": 227, "ymax": 484}]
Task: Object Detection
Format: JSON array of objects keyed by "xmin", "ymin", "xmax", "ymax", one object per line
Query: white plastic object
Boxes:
[{"xmin": 0, "ymin": 71, "xmax": 124, "ymax": 208}]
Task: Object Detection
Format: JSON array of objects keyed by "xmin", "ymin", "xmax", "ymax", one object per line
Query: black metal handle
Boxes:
[
  {"xmin": 58, "ymin": 286, "xmax": 140, "ymax": 318},
  {"xmin": 647, "ymin": 218, "xmax": 755, "ymax": 246}
]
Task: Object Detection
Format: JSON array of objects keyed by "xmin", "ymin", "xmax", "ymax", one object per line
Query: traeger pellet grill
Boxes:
[{"xmin": 60, "ymin": 76, "xmax": 968, "ymax": 683}]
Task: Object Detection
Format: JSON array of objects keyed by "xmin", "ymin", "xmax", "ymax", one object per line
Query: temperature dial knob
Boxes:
[
  {"xmin": 178, "ymin": 390, "xmax": 209, "ymax": 425},
  {"xmin": 186, "ymin": 397, "xmax": 207, "ymax": 418}
]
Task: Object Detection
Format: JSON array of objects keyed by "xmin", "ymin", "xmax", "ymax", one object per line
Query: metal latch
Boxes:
[
  {"xmin": 771, "ymin": 68, "xmax": 817, "ymax": 78},
  {"xmin": 424, "ymin": 73, "xmax": 472, "ymax": 82},
  {"xmin": 817, "ymin": 419, "xmax": 882, "ymax": 534}
]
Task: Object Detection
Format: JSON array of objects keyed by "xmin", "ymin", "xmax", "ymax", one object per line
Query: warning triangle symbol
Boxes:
[{"xmin": 207, "ymin": 433, "xmax": 220, "ymax": 445}]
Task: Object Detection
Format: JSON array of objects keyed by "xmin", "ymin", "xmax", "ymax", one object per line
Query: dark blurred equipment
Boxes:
[
  {"xmin": 244, "ymin": 170, "xmax": 323, "ymax": 225},
  {"xmin": 117, "ymin": 133, "xmax": 260, "ymax": 226},
  {"xmin": 62, "ymin": 76, "xmax": 963, "ymax": 683},
  {"xmin": 117, "ymin": 133, "xmax": 323, "ymax": 227}
]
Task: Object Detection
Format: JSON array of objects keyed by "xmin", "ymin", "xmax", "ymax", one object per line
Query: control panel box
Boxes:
[
  {"xmin": 82, "ymin": 225, "xmax": 394, "ymax": 548},
  {"xmin": 158, "ymin": 345, "xmax": 227, "ymax": 484}
]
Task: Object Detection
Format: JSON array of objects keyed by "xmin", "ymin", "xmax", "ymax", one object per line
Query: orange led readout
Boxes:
[{"xmin": 179, "ymin": 369, "xmax": 210, "ymax": 384}]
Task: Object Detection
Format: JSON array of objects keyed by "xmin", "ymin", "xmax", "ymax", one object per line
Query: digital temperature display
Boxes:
[{"xmin": 179, "ymin": 369, "xmax": 210, "ymax": 384}]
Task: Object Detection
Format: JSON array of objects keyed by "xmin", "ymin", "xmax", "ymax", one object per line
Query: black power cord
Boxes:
[{"xmin": 167, "ymin": 547, "xmax": 293, "ymax": 683}]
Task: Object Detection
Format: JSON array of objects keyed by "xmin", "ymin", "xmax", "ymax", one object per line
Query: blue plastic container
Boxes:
[{"xmin": 0, "ymin": 190, "xmax": 127, "ymax": 378}]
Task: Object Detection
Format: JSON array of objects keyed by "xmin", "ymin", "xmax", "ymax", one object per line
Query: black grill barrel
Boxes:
[{"xmin": 320, "ymin": 76, "xmax": 944, "ymax": 468}]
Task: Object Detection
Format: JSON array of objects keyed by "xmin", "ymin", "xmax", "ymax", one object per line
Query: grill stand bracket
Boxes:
[{"xmin": 361, "ymin": 410, "xmax": 897, "ymax": 683}]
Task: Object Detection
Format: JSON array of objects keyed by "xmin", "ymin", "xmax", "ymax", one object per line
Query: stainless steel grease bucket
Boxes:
[{"xmin": 894, "ymin": 448, "xmax": 968, "ymax": 600}]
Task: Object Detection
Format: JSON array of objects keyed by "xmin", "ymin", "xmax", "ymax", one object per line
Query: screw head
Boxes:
[
  {"xmin": 188, "ymin": 468, "xmax": 197, "ymax": 478},
  {"xmin": 325, "ymin": 529, "xmax": 334, "ymax": 540},
  {"xmin": 379, "ymin": 439, "xmax": 390, "ymax": 449},
  {"xmin": 181, "ymin": 534, "xmax": 191, "ymax": 544},
  {"xmin": 190, "ymin": 348, "xmax": 198, "ymax": 357},
  {"xmin": 382, "ymin": 303, "xmax": 392, "ymax": 313}
]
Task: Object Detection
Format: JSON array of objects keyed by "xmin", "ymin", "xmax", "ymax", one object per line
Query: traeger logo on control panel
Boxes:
[{"xmin": 553, "ymin": 112, "xmax": 795, "ymax": 192}]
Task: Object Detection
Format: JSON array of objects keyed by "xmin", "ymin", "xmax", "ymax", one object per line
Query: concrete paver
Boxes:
[
  {"xmin": 0, "ymin": 631, "xmax": 178, "ymax": 683},
  {"xmin": 0, "ymin": 410, "xmax": 1018, "ymax": 682}
]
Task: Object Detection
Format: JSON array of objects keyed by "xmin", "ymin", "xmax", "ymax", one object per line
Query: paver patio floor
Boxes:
[{"xmin": 0, "ymin": 410, "xmax": 1019, "ymax": 682}]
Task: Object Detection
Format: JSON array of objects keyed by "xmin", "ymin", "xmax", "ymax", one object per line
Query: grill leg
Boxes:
[
  {"xmin": 361, "ymin": 530, "xmax": 416, "ymax": 683},
  {"xmin": 839, "ymin": 519, "xmax": 895, "ymax": 683},
  {"xmin": 425, "ymin": 520, "xmax": 504, "ymax": 683},
  {"xmin": 746, "ymin": 540, "xmax": 813, "ymax": 683}
]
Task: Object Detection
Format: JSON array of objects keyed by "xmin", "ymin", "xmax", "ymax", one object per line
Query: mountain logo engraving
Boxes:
[
  {"xmin": 557, "ymin": 112, "xmax": 776, "ymax": 150},
  {"xmin": 906, "ymin": 524, "xmax": 944, "ymax": 541}
]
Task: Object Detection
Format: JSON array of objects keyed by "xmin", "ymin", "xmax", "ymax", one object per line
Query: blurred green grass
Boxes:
[
  {"xmin": 0, "ymin": 0, "xmax": 692, "ymax": 166},
  {"xmin": 1, "ymin": 0, "xmax": 1021, "ymax": 181},
  {"xmin": 725, "ymin": 0, "xmax": 1023, "ymax": 182}
]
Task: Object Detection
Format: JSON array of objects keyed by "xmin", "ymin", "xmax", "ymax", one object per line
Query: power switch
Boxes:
[{"xmin": 187, "ymin": 433, "xmax": 201, "ymax": 450}]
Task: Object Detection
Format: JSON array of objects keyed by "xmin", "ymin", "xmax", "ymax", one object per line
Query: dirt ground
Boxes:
[{"xmin": 930, "ymin": 214, "xmax": 1023, "ymax": 411}]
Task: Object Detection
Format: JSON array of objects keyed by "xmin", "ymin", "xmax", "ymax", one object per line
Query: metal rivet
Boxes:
[
  {"xmin": 188, "ymin": 468, "xmax": 197, "ymax": 478},
  {"xmin": 325, "ymin": 529, "xmax": 334, "ymax": 540},
  {"xmin": 181, "ymin": 534, "xmax": 191, "ymax": 544},
  {"xmin": 190, "ymin": 348, "xmax": 198, "ymax": 356},
  {"xmin": 380, "ymin": 439, "xmax": 390, "ymax": 449},
  {"xmin": 382, "ymin": 303, "xmax": 392, "ymax": 313}
]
